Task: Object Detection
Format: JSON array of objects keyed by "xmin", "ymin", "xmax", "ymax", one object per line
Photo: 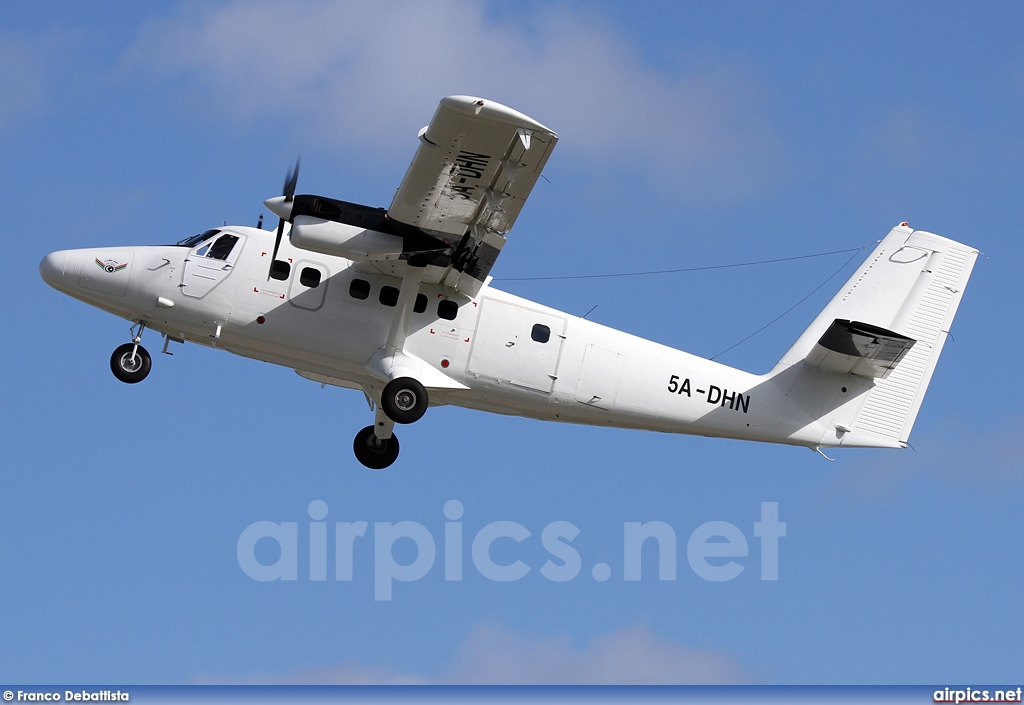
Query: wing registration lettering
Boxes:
[
  {"xmin": 383, "ymin": 96, "xmax": 558, "ymax": 296},
  {"xmin": 449, "ymin": 150, "xmax": 492, "ymax": 200}
]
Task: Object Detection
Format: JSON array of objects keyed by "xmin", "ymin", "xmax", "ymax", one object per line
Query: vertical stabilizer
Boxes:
[{"xmin": 776, "ymin": 225, "xmax": 978, "ymax": 447}]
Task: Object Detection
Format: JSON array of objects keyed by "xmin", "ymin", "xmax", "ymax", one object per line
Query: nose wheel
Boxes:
[
  {"xmin": 110, "ymin": 342, "xmax": 152, "ymax": 383},
  {"xmin": 353, "ymin": 425, "xmax": 400, "ymax": 470}
]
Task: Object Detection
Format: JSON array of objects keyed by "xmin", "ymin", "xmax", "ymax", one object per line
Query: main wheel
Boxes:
[
  {"xmin": 110, "ymin": 343, "xmax": 152, "ymax": 384},
  {"xmin": 380, "ymin": 377, "xmax": 428, "ymax": 424},
  {"xmin": 353, "ymin": 425, "xmax": 400, "ymax": 470}
]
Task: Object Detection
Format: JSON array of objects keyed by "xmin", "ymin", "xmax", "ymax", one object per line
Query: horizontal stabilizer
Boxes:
[{"xmin": 805, "ymin": 319, "xmax": 916, "ymax": 379}]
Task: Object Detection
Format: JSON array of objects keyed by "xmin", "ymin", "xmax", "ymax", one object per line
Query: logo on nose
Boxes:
[{"xmin": 95, "ymin": 257, "xmax": 128, "ymax": 273}]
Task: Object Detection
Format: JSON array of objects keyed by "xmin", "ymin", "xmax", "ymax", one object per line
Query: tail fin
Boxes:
[{"xmin": 775, "ymin": 224, "xmax": 978, "ymax": 448}]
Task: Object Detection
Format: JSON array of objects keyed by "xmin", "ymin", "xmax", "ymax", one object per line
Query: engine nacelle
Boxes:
[{"xmin": 289, "ymin": 215, "xmax": 404, "ymax": 262}]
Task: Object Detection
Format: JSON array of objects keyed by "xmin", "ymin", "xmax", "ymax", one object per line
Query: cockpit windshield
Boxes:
[{"xmin": 175, "ymin": 229, "xmax": 221, "ymax": 247}]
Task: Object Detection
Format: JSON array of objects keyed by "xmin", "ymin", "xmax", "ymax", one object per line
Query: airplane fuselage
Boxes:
[{"xmin": 40, "ymin": 225, "xmax": 848, "ymax": 452}]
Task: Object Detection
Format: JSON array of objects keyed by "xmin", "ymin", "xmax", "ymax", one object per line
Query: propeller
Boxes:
[{"xmin": 265, "ymin": 157, "xmax": 300, "ymax": 279}]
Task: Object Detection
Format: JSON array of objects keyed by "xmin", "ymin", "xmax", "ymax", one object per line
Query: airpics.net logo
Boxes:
[{"xmin": 237, "ymin": 501, "xmax": 786, "ymax": 601}]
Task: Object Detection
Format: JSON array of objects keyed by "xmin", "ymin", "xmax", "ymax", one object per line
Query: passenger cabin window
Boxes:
[
  {"xmin": 414, "ymin": 293, "xmax": 427, "ymax": 314},
  {"xmin": 438, "ymin": 300, "xmax": 458, "ymax": 321},
  {"xmin": 531, "ymin": 324, "xmax": 551, "ymax": 343},
  {"xmin": 300, "ymin": 267, "xmax": 321, "ymax": 288},
  {"xmin": 379, "ymin": 286, "xmax": 399, "ymax": 307},
  {"xmin": 207, "ymin": 234, "xmax": 238, "ymax": 260},
  {"xmin": 269, "ymin": 260, "xmax": 291, "ymax": 281},
  {"xmin": 349, "ymin": 278, "xmax": 370, "ymax": 300}
]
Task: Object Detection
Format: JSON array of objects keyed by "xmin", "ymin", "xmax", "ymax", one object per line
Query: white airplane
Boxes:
[{"xmin": 40, "ymin": 96, "xmax": 978, "ymax": 469}]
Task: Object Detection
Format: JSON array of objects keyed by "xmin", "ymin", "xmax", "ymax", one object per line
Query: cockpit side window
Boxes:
[{"xmin": 207, "ymin": 234, "xmax": 239, "ymax": 260}]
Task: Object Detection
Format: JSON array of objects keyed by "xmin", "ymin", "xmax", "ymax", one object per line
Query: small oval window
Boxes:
[
  {"xmin": 300, "ymin": 267, "xmax": 321, "ymax": 288},
  {"xmin": 531, "ymin": 324, "xmax": 551, "ymax": 343},
  {"xmin": 379, "ymin": 286, "xmax": 400, "ymax": 307},
  {"xmin": 438, "ymin": 300, "xmax": 458, "ymax": 321},
  {"xmin": 349, "ymin": 278, "xmax": 370, "ymax": 300},
  {"xmin": 270, "ymin": 260, "xmax": 291, "ymax": 281}
]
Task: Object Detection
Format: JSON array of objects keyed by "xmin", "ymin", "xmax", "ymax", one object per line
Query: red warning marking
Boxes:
[
  {"xmin": 464, "ymin": 337, "xmax": 470, "ymax": 343},
  {"xmin": 429, "ymin": 328, "xmax": 435, "ymax": 334},
  {"xmin": 253, "ymin": 286, "xmax": 285, "ymax": 299}
]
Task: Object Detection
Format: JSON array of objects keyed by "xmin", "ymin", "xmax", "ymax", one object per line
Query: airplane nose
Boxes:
[{"xmin": 40, "ymin": 250, "xmax": 68, "ymax": 288}]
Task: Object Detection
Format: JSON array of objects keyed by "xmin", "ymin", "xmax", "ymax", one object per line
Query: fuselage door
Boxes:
[
  {"xmin": 288, "ymin": 261, "xmax": 330, "ymax": 311},
  {"xmin": 468, "ymin": 298, "xmax": 566, "ymax": 393},
  {"xmin": 182, "ymin": 231, "xmax": 245, "ymax": 298}
]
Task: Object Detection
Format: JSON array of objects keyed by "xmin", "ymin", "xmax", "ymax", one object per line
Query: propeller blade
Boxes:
[
  {"xmin": 270, "ymin": 218, "xmax": 286, "ymax": 270},
  {"xmin": 267, "ymin": 157, "xmax": 300, "ymax": 280},
  {"xmin": 283, "ymin": 157, "xmax": 300, "ymax": 202}
]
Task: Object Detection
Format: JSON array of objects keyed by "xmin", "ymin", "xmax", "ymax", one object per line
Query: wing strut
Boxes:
[
  {"xmin": 364, "ymin": 264, "xmax": 469, "ymax": 391},
  {"xmin": 384, "ymin": 263, "xmax": 427, "ymax": 358}
]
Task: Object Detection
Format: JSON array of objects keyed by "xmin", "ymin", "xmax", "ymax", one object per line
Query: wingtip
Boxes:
[{"xmin": 440, "ymin": 95, "xmax": 556, "ymax": 135}]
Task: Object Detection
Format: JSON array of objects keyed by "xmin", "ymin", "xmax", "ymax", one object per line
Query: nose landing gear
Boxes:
[{"xmin": 110, "ymin": 322, "xmax": 152, "ymax": 384}]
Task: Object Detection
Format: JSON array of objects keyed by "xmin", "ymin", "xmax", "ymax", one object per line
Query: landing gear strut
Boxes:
[
  {"xmin": 110, "ymin": 322, "xmax": 152, "ymax": 384},
  {"xmin": 356, "ymin": 371, "xmax": 429, "ymax": 471}
]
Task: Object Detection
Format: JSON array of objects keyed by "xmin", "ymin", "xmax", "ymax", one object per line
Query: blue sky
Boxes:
[{"xmin": 2, "ymin": 0, "xmax": 1022, "ymax": 685}]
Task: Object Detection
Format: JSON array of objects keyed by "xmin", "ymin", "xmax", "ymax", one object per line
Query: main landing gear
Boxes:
[
  {"xmin": 110, "ymin": 322, "xmax": 152, "ymax": 384},
  {"xmin": 351, "ymin": 262, "xmax": 433, "ymax": 470},
  {"xmin": 353, "ymin": 425, "xmax": 400, "ymax": 470},
  {"xmin": 352, "ymin": 376, "xmax": 429, "ymax": 470},
  {"xmin": 380, "ymin": 377, "xmax": 428, "ymax": 425}
]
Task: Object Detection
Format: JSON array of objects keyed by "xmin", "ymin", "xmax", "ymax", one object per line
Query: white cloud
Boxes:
[
  {"xmin": 197, "ymin": 663, "xmax": 428, "ymax": 685},
  {"xmin": 444, "ymin": 623, "xmax": 748, "ymax": 685},
  {"xmin": 198, "ymin": 624, "xmax": 749, "ymax": 684},
  {"xmin": 851, "ymin": 106, "xmax": 978, "ymax": 171},
  {"xmin": 121, "ymin": 0, "xmax": 785, "ymax": 202}
]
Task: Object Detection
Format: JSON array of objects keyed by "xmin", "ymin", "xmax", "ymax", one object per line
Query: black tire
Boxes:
[
  {"xmin": 380, "ymin": 377, "xmax": 428, "ymax": 424},
  {"xmin": 353, "ymin": 425, "xmax": 400, "ymax": 470},
  {"xmin": 110, "ymin": 343, "xmax": 152, "ymax": 384}
]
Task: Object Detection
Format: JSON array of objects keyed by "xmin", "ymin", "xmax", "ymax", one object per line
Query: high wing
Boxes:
[
  {"xmin": 276, "ymin": 96, "xmax": 557, "ymax": 297},
  {"xmin": 368, "ymin": 95, "xmax": 558, "ymax": 296},
  {"xmin": 269, "ymin": 97, "xmax": 558, "ymax": 394}
]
